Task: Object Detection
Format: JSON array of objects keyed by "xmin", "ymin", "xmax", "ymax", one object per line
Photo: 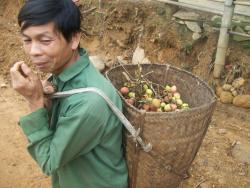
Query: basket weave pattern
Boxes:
[{"xmin": 106, "ymin": 64, "xmax": 217, "ymax": 188}]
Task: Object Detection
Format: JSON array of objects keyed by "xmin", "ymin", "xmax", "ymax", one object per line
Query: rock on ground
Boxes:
[
  {"xmin": 220, "ymin": 91, "xmax": 233, "ymax": 104},
  {"xmin": 185, "ymin": 21, "xmax": 202, "ymax": 33},
  {"xmin": 89, "ymin": 56, "xmax": 105, "ymax": 72},
  {"xmin": 233, "ymin": 95, "xmax": 250, "ymax": 108},
  {"xmin": 173, "ymin": 10, "xmax": 199, "ymax": 21},
  {"xmin": 231, "ymin": 142, "xmax": 250, "ymax": 163},
  {"xmin": 132, "ymin": 46, "xmax": 145, "ymax": 64}
]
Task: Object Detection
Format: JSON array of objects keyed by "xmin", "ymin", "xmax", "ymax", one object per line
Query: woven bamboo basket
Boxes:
[{"xmin": 106, "ymin": 64, "xmax": 217, "ymax": 188}]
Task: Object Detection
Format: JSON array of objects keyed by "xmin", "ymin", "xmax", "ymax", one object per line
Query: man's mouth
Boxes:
[{"xmin": 34, "ymin": 62, "xmax": 48, "ymax": 69}]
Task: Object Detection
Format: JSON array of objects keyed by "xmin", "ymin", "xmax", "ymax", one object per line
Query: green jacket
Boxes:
[{"xmin": 19, "ymin": 48, "xmax": 128, "ymax": 188}]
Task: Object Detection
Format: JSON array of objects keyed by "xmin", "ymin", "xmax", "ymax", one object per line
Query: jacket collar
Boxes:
[{"xmin": 56, "ymin": 48, "xmax": 89, "ymax": 83}]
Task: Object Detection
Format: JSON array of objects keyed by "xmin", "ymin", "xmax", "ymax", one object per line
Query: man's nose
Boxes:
[{"xmin": 29, "ymin": 42, "xmax": 42, "ymax": 56}]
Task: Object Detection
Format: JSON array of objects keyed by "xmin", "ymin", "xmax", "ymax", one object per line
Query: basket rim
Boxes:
[{"xmin": 106, "ymin": 63, "xmax": 217, "ymax": 115}]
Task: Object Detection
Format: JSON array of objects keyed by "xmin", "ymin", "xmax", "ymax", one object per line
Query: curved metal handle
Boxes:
[{"xmin": 50, "ymin": 87, "xmax": 152, "ymax": 152}]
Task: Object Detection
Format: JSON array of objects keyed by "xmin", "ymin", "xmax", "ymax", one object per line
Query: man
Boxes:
[{"xmin": 10, "ymin": 0, "xmax": 128, "ymax": 188}]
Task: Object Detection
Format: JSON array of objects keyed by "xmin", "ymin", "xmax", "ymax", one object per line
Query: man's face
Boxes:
[{"xmin": 21, "ymin": 22, "xmax": 75, "ymax": 74}]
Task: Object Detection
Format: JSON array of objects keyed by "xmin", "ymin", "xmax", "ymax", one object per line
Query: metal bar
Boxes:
[
  {"xmin": 195, "ymin": 0, "xmax": 250, "ymax": 6},
  {"xmin": 213, "ymin": 27, "xmax": 250, "ymax": 38},
  {"xmin": 213, "ymin": 0, "xmax": 235, "ymax": 78},
  {"xmin": 156, "ymin": 0, "xmax": 224, "ymax": 15},
  {"xmin": 233, "ymin": 1, "xmax": 250, "ymax": 6},
  {"xmin": 229, "ymin": 30, "xmax": 250, "ymax": 38}
]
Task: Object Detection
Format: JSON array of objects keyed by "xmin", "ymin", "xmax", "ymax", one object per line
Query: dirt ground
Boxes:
[{"xmin": 0, "ymin": 0, "xmax": 250, "ymax": 188}]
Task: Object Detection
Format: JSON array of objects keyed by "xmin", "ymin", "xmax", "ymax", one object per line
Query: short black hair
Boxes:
[{"xmin": 18, "ymin": 0, "xmax": 81, "ymax": 42}]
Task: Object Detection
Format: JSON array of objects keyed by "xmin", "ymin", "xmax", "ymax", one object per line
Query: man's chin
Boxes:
[{"xmin": 36, "ymin": 67, "xmax": 51, "ymax": 73}]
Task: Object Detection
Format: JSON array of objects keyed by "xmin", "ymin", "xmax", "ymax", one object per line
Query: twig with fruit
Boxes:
[{"xmin": 119, "ymin": 64, "xmax": 189, "ymax": 112}]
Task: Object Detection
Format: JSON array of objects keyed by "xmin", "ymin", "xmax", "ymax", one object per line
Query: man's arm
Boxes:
[
  {"xmin": 10, "ymin": 62, "xmax": 109, "ymax": 175},
  {"xmin": 19, "ymin": 95, "xmax": 109, "ymax": 175}
]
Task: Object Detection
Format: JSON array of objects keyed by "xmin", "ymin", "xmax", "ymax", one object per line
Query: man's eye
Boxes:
[
  {"xmin": 41, "ymin": 40, "xmax": 52, "ymax": 44},
  {"xmin": 23, "ymin": 39, "xmax": 31, "ymax": 43}
]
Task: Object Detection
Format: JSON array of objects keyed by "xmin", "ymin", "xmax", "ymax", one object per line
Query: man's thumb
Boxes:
[
  {"xmin": 44, "ymin": 85, "xmax": 55, "ymax": 94},
  {"xmin": 20, "ymin": 63, "xmax": 33, "ymax": 77}
]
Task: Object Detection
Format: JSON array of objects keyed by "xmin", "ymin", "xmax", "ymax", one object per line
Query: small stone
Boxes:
[
  {"xmin": 132, "ymin": 46, "xmax": 145, "ymax": 64},
  {"xmin": 232, "ymin": 90, "xmax": 238, "ymax": 97},
  {"xmin": 192, "ymin": 32, "xmax": 201, "ymax": 40},
  {"xmin": 244, "ymin": 26, "xmax": 250, "ymax": 31},
  {"xmin": 231, "ymin": 142, "xmax": 250, "ymax": 163},
  {"xmin": 173, "ymin": 11, "xmax": 200, "ymax": 21},
  {"xmin": 0, "ymin": 83, "xmax": 7, "ymax": 88},
  {"xmin": 232, "ymin": 77, "xmax": 245, "ymax": 89},
  {"xmin": 222, "ymin": 84, "xmax": 232, "ymax": 91},
  {"xmin": 89, "ymin": 56, "xmax": 105, "ymax": 72},
  {"xmin": 175, "ymin": 19, "xmax": 185, "ymax": 25},
  {"xmin": 220, "ymin": 91, "xmax": 233, "ymax": 104},
  {"xmin": 215, "ymin": 86, "xmax": 223, "ymax": 97},
  {"xmin": 238, "ymin": 171, "xmax": 246, "ymax": 176},
  {"xmin": 233, "ymin": 95, "xmax": 250, "ymax": 108},
  {"xmin": 218, "ymin": 128, "xmax": 226, "ymax": 134},
  {"xmin": 185, "ymin": 21, "xmax": 202, "ymax": 33},
  {"xmin": 230, "ymin": 87, "xmax": 235, "ymax": 92}
]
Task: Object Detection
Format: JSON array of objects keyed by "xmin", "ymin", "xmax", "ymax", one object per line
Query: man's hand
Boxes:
[
  {"xmin": 10, "ymin": 61, "xmax": 44, "ymax": 111},
  {"xmin": 42, "ymin": 79, "xmax": 56, "ymax": 110}
]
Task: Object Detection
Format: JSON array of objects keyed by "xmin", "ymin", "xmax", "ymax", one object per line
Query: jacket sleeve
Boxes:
[{"xmin": 19, "ymin": 96, "xmax": 110, "ymax": 176}]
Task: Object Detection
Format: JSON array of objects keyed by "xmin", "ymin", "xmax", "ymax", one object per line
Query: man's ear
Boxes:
[{"xmin": 71, "ymin": 32, "xmax": 81, "ymax": 50}]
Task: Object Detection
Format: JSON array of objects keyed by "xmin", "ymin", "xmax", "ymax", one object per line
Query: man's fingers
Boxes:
[
  {"xmin": 44, "ymin": 85, "xmax": 55, "ymax": 94},
  {"xmin": 20, "ymin": 63, "xmax": 33, "ymax": 77},
  {"xmin": 10, "ymin": 61, "xmax": 24, "ymax": 72},
  {"xmin": 42, "ymin": 80, "xmax": 56, "ymax": 94},
  {"xmin": 10, "ymin": 61, "xmax": 26, "ymax": 84}
]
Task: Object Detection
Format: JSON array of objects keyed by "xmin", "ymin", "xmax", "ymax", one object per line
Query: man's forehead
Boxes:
[{"xmin": 21, "ymin": 22, "xmax": 59, "ymax": 36}]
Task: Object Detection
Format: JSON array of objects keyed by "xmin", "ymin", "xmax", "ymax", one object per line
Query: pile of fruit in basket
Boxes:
[
  {"xmin": 118, "ymin": 64, "xmax": 189, "ymax": 112},
  {"xmin": 119, "ymin": 83, "xmax": 189, "ymax": 112}
]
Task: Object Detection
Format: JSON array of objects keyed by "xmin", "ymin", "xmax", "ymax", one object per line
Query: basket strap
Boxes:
[{"xmin": 50, "ymin": 87, "xmax": 152, "ymax": 152}]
